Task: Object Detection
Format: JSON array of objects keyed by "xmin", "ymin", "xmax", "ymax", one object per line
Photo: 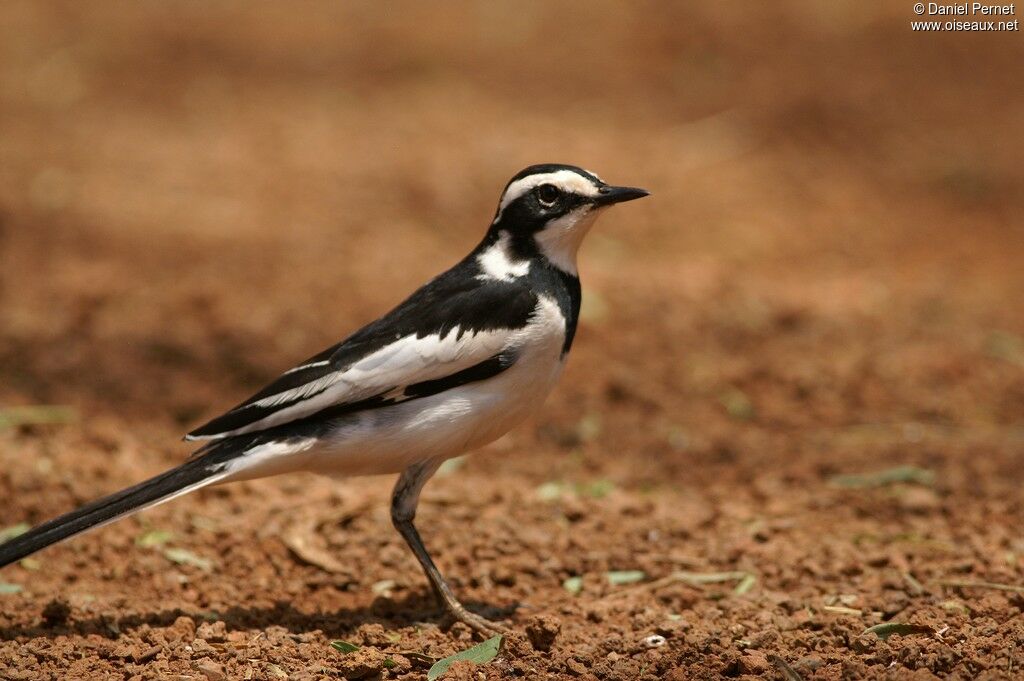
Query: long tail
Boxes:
[{"xmin": 0, "ymin": 446, "xmax": 238, "ymax": 569}]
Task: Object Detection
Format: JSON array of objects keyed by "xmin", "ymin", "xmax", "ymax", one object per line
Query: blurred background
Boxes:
[{"xmin": 1, "ymin": 2, "xmax": 1022, "ymax": 678}]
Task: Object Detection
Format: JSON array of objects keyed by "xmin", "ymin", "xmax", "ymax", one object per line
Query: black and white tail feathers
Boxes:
[{"xmin": 0, "ymin": 442, "xmax": 243, "ymax": 569}]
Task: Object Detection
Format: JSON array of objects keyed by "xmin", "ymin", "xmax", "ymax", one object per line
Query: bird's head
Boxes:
[{"xmin": 489, "ymin": 164, "xmax": 648, "ymax": 274}]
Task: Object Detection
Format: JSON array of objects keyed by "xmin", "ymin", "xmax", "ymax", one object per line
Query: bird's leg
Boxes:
[{"xmin": 391, "ymin": 458, "xmax": 507, "ymax": 635}]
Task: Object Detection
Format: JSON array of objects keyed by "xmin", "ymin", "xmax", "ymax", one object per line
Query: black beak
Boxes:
[{"xmin": 593, "ymin": 185, "xmax": 650, "ymax": 206}]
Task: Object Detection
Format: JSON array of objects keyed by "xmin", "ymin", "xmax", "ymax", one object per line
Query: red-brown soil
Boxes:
[{"xmin": 1, "ymin": 3, "xmax": 1023, "ymax": 679}]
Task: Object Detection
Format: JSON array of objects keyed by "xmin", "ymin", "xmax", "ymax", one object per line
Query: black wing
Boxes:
[{"xmin": 186, "ymin": 270, "xmax": 538, "ymax": 440}]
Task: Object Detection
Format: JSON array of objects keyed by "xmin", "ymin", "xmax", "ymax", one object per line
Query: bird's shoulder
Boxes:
[{"xmin": 351, "ymin": 261, "xmax": 541, "ymax": 345}]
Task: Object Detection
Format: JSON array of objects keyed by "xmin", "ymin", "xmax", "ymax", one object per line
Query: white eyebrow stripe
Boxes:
[{"xmin": 497, "ymin": 170, "xmax": 601, "ymax": 217}]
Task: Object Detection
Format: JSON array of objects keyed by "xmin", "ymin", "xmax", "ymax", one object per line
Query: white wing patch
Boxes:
[
  {"xmin": 476, "ymin": 230, "xmax": 531, "ymax": 281},
  {"xmin": 206, "ymin": 326, "xmax": 514, "ymax": 438}
]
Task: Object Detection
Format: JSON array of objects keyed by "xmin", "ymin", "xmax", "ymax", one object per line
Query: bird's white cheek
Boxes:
[{"xmin": 534, "ymin": 207, "xmax": 605, "ymax": 275}]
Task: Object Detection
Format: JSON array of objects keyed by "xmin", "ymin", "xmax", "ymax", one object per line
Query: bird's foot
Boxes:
[{"xmin": 440, "ymin": 604, "xmax": 510, "ymax": 637}]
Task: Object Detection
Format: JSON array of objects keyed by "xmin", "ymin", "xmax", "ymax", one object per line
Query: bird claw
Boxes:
[{"xmin": 440, "ymin": 606, "xmax": 510, "ymax": 637}]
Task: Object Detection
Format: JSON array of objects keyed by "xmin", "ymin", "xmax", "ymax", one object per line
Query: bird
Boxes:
[{"xmin": 0, "ymin": 163, "xmax": 648, "ymax": 634}]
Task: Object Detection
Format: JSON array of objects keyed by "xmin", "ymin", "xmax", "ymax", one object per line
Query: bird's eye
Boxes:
[{"xmin": 537, "ymin": 184, "xmax": 560, "ymax": 206}]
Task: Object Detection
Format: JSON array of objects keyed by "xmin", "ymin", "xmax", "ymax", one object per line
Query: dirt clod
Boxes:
[
  {"xmin": 40, "ymin": 599, "xmax": 70, "ymax": 628},
  {"xmin": 739, "ymin": 650, "xmax": 771, "ymax": 675},
  {"xmin": 564, "ymin": 658, "xmax": 588, "ymax": 676},
  {"xmin": 526, "ymin": 614, "xmax": 562, "ymax": 651},
  {"xmin": 195, "ymin": 660, "xmax": 226, "ymax": 681},
  {"xmin": 334, "ymin": 647, "xmax": 389, "ymax": 680}
]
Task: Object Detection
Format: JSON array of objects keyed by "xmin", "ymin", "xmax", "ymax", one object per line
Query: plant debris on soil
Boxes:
[{"xmin": 1, "ymin": 2, "xmax": 1023, "ymax": 679}]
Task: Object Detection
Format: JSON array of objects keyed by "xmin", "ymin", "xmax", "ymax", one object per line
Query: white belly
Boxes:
[{"xmin": 316, "ymin": 351, "xmax": 564, "ymax": 476}]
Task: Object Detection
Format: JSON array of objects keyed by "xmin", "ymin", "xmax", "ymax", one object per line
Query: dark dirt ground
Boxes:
[{"xmin": 1, "ymin": 2, "xmax": 1023, "ymax": 679}]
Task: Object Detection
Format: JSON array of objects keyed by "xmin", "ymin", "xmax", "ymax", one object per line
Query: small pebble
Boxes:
[
  {"xmin": 643, "ymin": 634, "xmax": 667, "ymax": 648},
  {"xmin": 195, "ymin": 660, "xmax": 226, "ymax": 681}
]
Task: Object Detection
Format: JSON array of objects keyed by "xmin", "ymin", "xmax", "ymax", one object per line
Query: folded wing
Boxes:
[{"xmin": 186, "ymin": 278, "xmax": 537, "ymax": 441}]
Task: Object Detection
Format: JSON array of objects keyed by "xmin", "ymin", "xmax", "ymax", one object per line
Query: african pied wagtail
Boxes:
[{"xmin": 0, "ymin": 164, "xmax": 648, "ymax": 633}]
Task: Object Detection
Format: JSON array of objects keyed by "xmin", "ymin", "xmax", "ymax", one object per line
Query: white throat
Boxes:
[{"xmin": 533, "ymin": 206, "xmax": 604, "ymax": 275}]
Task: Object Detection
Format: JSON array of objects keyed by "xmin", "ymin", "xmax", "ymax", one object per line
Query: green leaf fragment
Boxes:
[
  {"xmin": 937, "ymin": 579, "xmax": 1024, "ymax": 593},
  {"xmin": 584, "ymin": 479, "xmax": 615, "ymax": 498},
  {"xmin": 733, "ymin": 573, "xmax": 757, "ymax": 595},
  {"xmin": 562, "ymin": 576, "xmax": 583, "ymax": 595},
  {"xmin": 861, "ymin": 622, "xmax": 934, "ymax": 641},
  {"xmin": 536, "ymin": 479, "xmax": 616, "ymax": 500},
  {"xmin": 606, "ymin": 570, "xmax": 646, "ymax": 586},
  {"xmin": 0, "ymin": 582, "xmax": 23, "ymax": 594},
  {"xmin": 536, "ymin": 481, "xmax": 566, "ymax": 501},
  {"xmin": 902, "ymin": 571, "xmax": 925, "ymax": 595},
  {"xmin": 940, "ymin": 600, "xmax": 970, "ymax": 614},
  {"xmin": 0, "ymin": 523, "xmax": 30, "ymax": 543},
  {"xmin": 136, "ymin": 529, "xmax": 174, "ymax": 548},
  {"xmin": 162, "ymin": 548, "xmax": 213, "ymax": 571},
  {"xmin": 427, "ymin": 634, "xmax": 503, "ymax": 681},
  {"xmin": 674, "ymin": 570, "xmax": 750, "ymax": 585},
  {"xmin": 0, "ymin": 405, "xmax": 77, "ymax": 429},
  {"xmin": 330, "ymin": 640, "xmax": 360, "ymax": 653},
  {"xmin": 829, "ymin": 466, "xmax": 935, "ymax": 489}
]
